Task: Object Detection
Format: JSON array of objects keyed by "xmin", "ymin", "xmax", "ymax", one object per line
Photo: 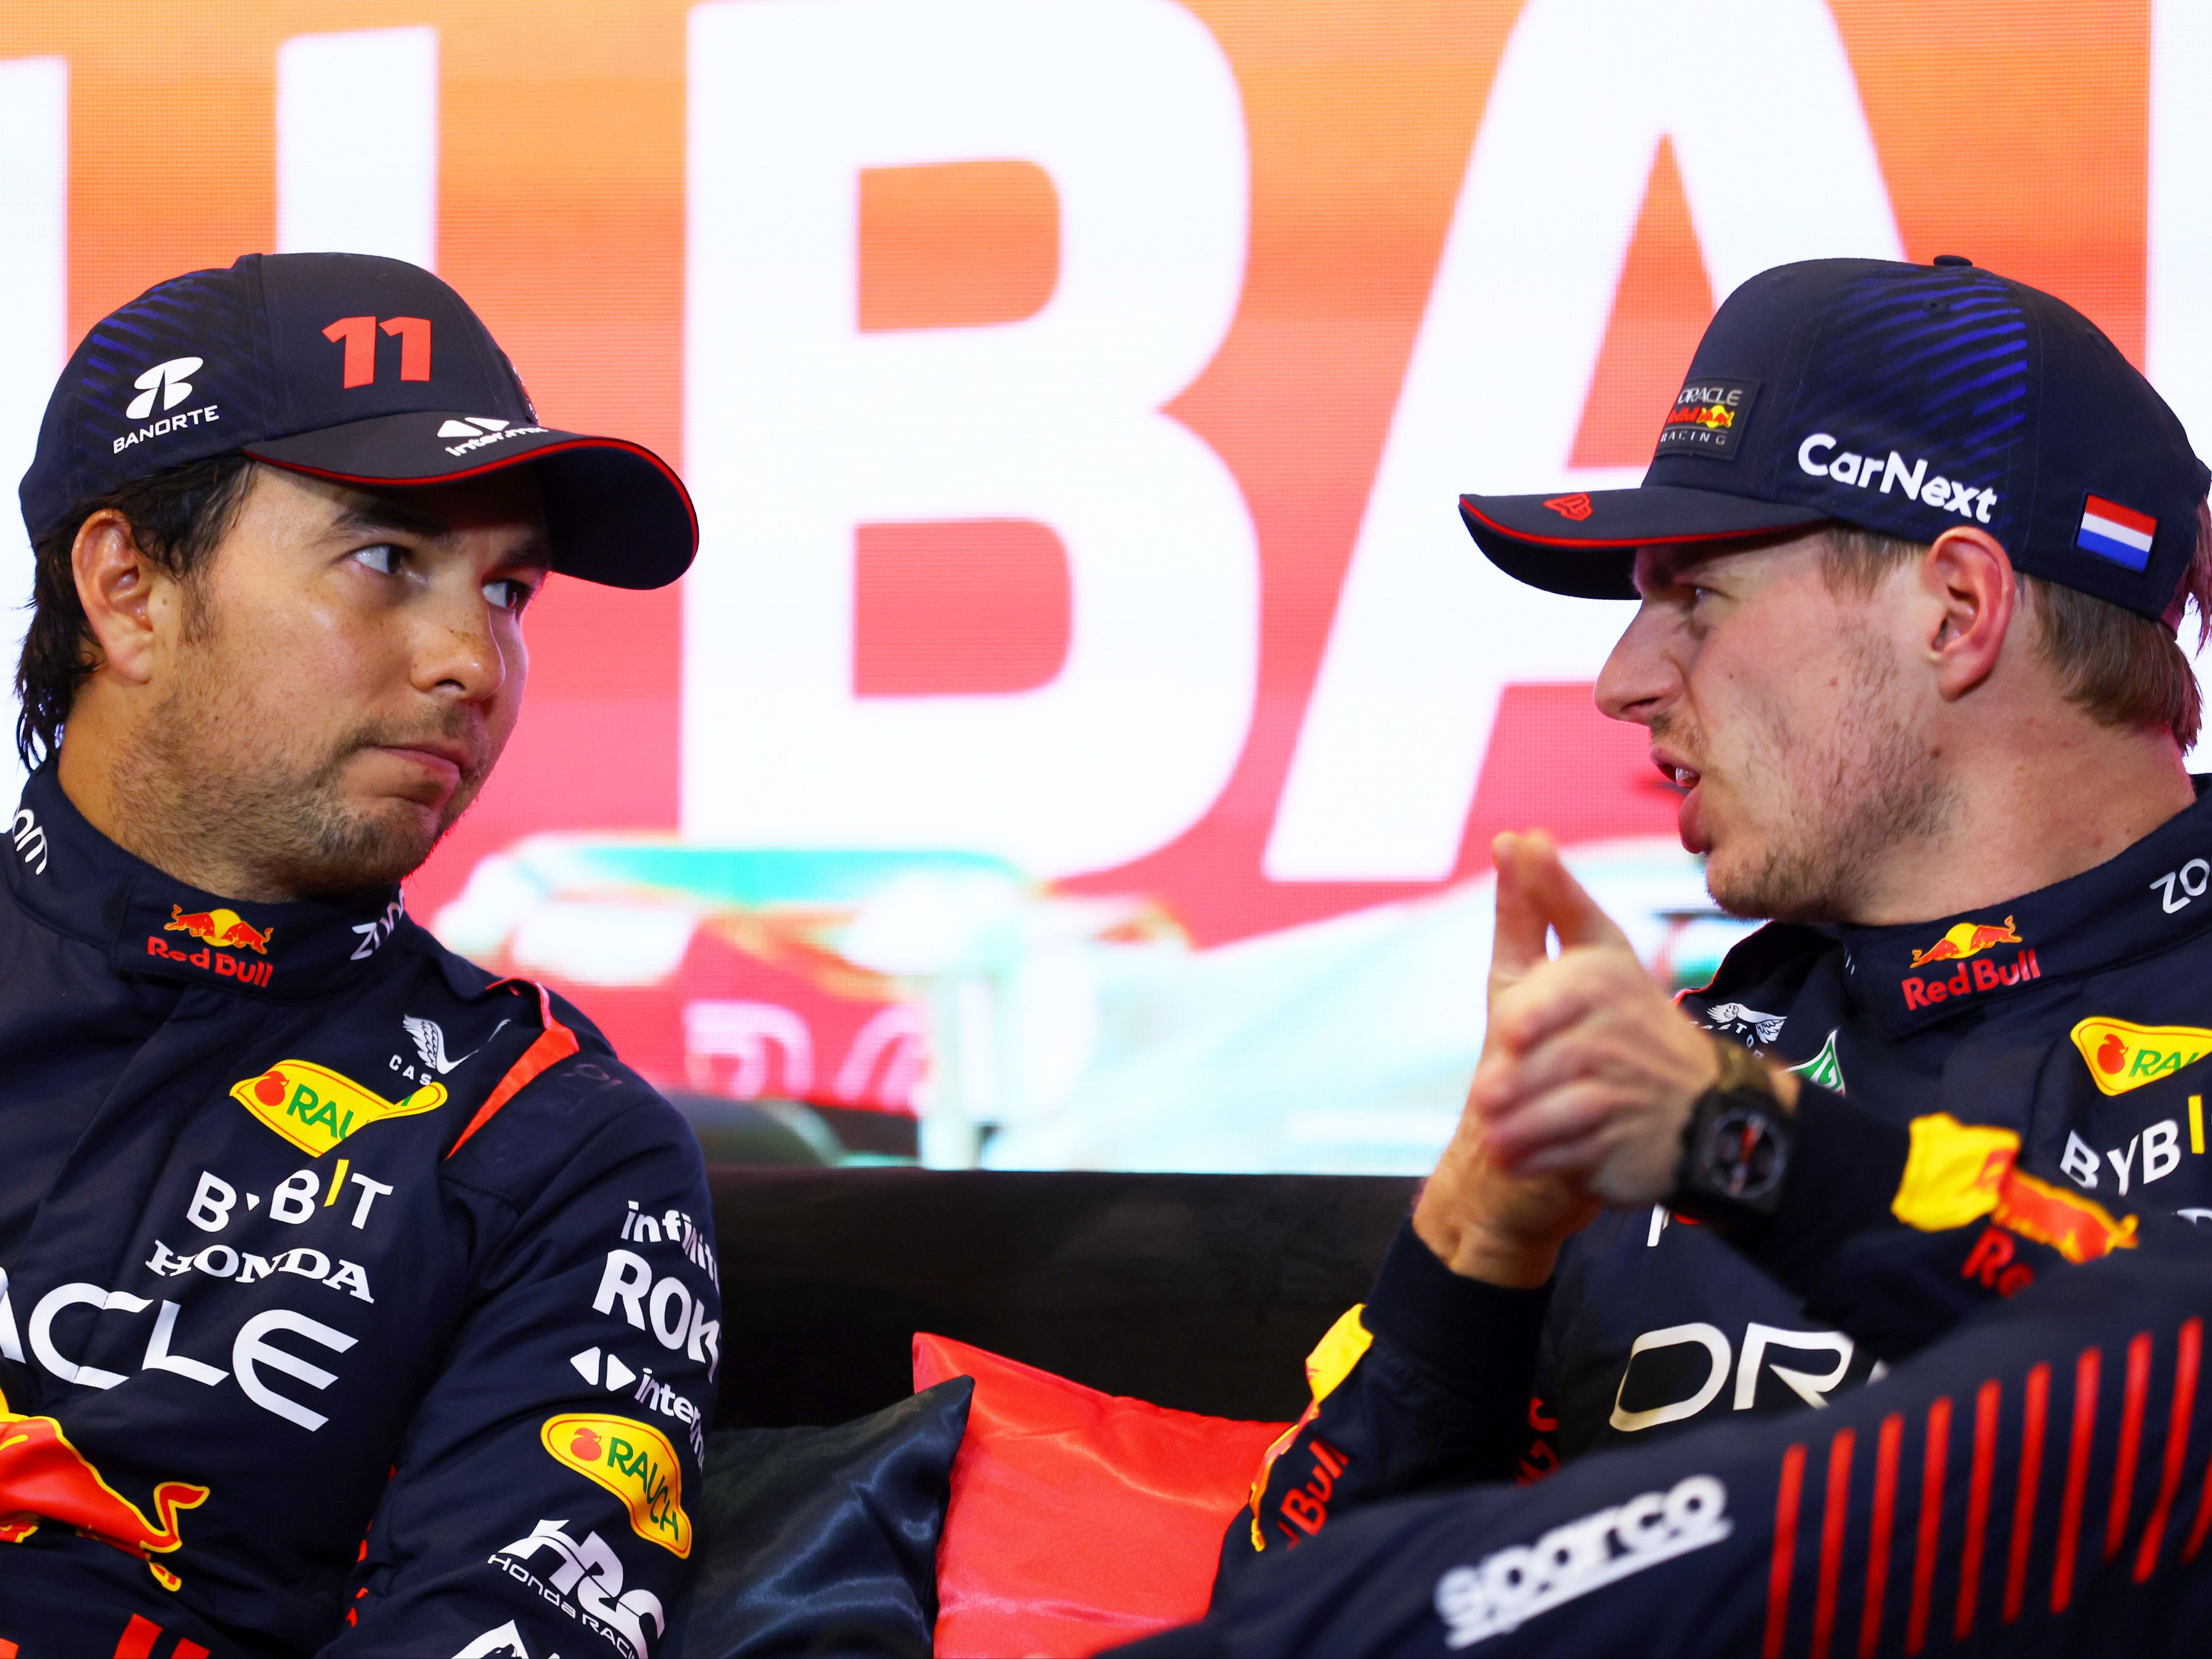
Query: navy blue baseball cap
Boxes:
[
  {"xmin": 20, "ymin": 252, "xmax": 695, "ymax": 589},
  {"xmin": 1461, "ymin": 257, "xmax": 2211, "ymax": 623}
]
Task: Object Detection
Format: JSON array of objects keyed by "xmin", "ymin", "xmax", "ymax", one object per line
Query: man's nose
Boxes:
[
  {"xmin": 413, "ymin": 586, "xmax": 508, "ymax": 703},
  {"xmin": 1594, "ymin": 604, "xmax": 1675, "ymax": 727}
]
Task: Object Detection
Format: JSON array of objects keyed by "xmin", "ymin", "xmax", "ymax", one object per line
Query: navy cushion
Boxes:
[{"xmin": 670, "ymin": 1377, "xmax": 972, "ymax": 1658}]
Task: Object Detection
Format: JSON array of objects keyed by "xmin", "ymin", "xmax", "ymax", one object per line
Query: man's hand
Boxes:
[
  {"xmin": 1415, "ymin": 831, "xmax": 1770, "ymax": 1287},
  {"xmin": 1412, "ymin": 832, "xmax": 1623, "ymax": 1286},
  {"xmin": 1470, "ymin": 832, "xmax": 1740, "ymax": 1206}
]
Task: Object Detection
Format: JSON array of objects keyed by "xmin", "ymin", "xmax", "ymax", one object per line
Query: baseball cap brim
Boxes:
[
  {"xmin": 1460, "ymin": 486, "xmax": 1828, "ymax": 600},
  {"xmin": 246, "ymin": 412, "xmax": 697, "ymax": 591}
]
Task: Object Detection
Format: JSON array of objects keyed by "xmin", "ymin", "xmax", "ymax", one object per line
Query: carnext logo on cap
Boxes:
[
  {"xmin": 1655, "ymin": 378, "xmax": 1757, "ymax": 460},
  {"xmin": 1796, "ymin": 435, "xmax": 1996, "ymax": 524}
]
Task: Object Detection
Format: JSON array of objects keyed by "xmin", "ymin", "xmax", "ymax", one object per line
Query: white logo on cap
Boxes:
[
  {"xmin": 1797, "ymin": 433, "xmax": 1996, "ymax": 523},
  {"xmin": 126, "ymin": 357, "xmax": 202, "ymax": 420},
  {"xmin": 437, "ymin": 416, "xmax": 509, "ymax": 439}
]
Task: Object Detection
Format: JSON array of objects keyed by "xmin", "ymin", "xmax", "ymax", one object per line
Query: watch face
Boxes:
[{"xmin": 1697, "ymin": 1103, "xmax": 1788, "ymax": 1202}]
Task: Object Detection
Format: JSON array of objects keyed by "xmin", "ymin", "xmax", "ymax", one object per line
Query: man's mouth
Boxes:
[
  {"xmin": 368, "ymin": 738, "xmax": 479, "ymax": 794},
  {"xmin": 1652, "ymin": 750, "xmax": 1710, "ymax": 854}
]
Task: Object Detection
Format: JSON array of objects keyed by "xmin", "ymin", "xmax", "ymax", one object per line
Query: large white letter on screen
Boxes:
[
  {"xmin": 2149, "ymin": 0, "xmax": 2212, "ymax": 765},
  {"xmin": 277, "ymin": 27, "xmax": 439, "ymax": 269},
  {"xmin": 1265, "ymin": 0, "xmax": 1901, "ymax": 880},
  {"xmin": 0, "ymin": 59, "xmax": 66, "ymax": 803},
  {"xmin": 683, "ymin": 0, "xmax": 1256, "ymax": 877}
]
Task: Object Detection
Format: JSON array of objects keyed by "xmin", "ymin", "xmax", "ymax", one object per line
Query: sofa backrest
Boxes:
[{"xmin": 708, "ymin": 1168, "xmax": 1418, "ymax": 1428}]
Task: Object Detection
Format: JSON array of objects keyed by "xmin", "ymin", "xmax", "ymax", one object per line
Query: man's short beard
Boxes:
[
  {"xmin": 108, "ymin": 589, "xmax": 475, "ymax": 898},
  {"xmin": 1694, "ymin": 627, "xmax": 1957, "ymax": 924}
]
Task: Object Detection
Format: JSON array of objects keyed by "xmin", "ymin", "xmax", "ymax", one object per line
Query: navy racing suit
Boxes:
[
  {"xmin": 0, "ymin": 764, "xmax": 721, "ymax": 1659},
  {"xmin": 1206, "ymin": 782, "xmax": 2212, "ymax": 1647}
]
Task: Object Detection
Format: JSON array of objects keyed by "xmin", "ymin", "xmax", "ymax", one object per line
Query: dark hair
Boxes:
[
  {"xmin": 1822, "ymin": 501, "xmax": 2212, "ymax": 750},
  {"xmin": 16, "ymin": 453, "xmax": 259, "ymax": 769}
]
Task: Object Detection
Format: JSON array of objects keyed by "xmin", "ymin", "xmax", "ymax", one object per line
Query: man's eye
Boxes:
[
  {"xmin": 484, "ymin": 578, "xmax": 535, "ymax": 612},
  {"xmin": 353, "ymin": 544, "xmax": 403, "ymax": 577}
]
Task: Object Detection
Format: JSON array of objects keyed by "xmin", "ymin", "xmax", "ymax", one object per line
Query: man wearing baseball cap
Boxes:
[
  {"xmin": 1135, "ymin": 258, "xmax": 2212, "ymax": 1652},
  {"xmin": 0, "ymin": 254, "xmax": 712, "ymax": 1658}
]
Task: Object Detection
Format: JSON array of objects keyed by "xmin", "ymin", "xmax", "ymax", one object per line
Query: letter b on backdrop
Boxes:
[{"xmin": 682, "ymin": 0, "xmax": 1258, "ymax": 876}]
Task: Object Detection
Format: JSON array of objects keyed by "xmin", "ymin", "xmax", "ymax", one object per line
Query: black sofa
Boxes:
[{"xmin": 705, "ymin": 1168, "xmax": 1421, "ymax": 1430}]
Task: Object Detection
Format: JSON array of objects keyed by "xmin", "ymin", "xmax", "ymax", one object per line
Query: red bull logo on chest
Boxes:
[
  {"xmin": 0, "ymin": 1386, "xmax": 208, "ymax": 1589},
  {"xmin": 1899, "ymin": 916, "xmax": 2040, "ymax": 1010},
  {"xmin": 165, "ymin": 905, "xmax": 272, "ymax": 953},
  {"xmin": 147, "ymin": 904, "xmax": 276, "ymax": 986}
]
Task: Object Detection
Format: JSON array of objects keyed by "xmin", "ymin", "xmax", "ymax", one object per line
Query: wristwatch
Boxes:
[{"xmin": 1670, "ymin": 1038, "xmax": 1796, "ymax": 1232}]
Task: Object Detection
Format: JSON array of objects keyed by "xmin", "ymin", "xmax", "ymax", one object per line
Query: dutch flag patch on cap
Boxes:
[{"xmin": 2077, "ymin": 495, "xmax": 2158, "ymax": 572}]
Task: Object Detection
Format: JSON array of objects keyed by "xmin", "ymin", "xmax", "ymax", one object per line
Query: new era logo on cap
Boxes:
[{"xmin": 2076, "ymin": 494, "xmax": 2157, "ymax": 573}]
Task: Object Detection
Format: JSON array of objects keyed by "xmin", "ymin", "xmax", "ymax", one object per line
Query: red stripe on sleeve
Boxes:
[
  {"xmin": 2106, "ymin": 1332, "xmax": 2155, "ymax": 1562},
  {"xmin": 1811, "ymin": 1428, "xmax": 1855, "ymax": 1659},
  {"xmin": 1906, "ymin": 1396, "xmax": 1951, "ymax": 1656},
  {"xmin": 1766, "ymin": 1443, "xmax": 1808, "ymax": 1659},
  {"xmin": 2052, "ymin": 1346, "xmax": 2101, "ymax": 1612},
  {"xmin": 1859, "ymin": 1412, "xmax": 1904, "ymax": 1659},
  {"xmin": 445, "ymin": 981, "xmax": 583, "ymax": 1159},
  {"xmin": 2134, "ymin": 1317, "xmax": 2202, "ymax": 1581},
  {"xmin": 2186, "ymin": 1400, "xmax": 2212, "ymax": 1563},
  {"xmin": 2003, "ymin": 1363, "xmax": 2050, "ymax": 1624},
  {"xmin": 1954, "ymin": 1379, "xmax": 2002, "ymax": 1641}
]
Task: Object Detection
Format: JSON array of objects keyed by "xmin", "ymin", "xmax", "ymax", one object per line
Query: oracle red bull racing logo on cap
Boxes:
[
  {"xmin": 1899, "ymin": 916, "xmax": 2040, "ymax": 1010},
  {"xmin": 1654, "ymin": 377, "xmax": 1756, "ymax": 459},
  {"xmin": 1666, "ymin": 401, "xmax": 1733, "ymax": 432},
  {"xmin": 147, "ymin": 904, "xmax": 275, "ymax": 986}
]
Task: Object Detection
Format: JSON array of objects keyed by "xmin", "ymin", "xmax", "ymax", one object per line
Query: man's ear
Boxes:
[
  {"xmin": 1918, "ymin": 526, "xmax": 2017, "ymax": 701},
  {"xmin": 71, "ymin": 510, "xmax": 173, "ymax": 687}
]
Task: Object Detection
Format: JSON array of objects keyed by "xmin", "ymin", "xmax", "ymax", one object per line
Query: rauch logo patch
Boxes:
[
  {"xmin": 542, "ymin": 1414, "xmax": 692, "ymax": 1557},
  {"xmin": 229, "ymin": 1060, "xmax": 447, "ymax": 1155},
  {"xmin": 2070, "ymin": 1017, "xmax": 2212, "ymax": 1097}
]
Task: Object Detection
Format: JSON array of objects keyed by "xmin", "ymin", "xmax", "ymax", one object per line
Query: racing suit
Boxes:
[
  {"xmin": 0, "ymin": 765, "xmax": 721, "ymax": 1659},
  {"xmin": 1194, "ymin": 781, "xmax": 2212, "ymax": 1651}
]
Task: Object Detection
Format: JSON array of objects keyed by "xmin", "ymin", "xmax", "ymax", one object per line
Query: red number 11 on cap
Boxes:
[{"xmin": 323, "ymin": 315, "xmax": 432, "ymax": 388}]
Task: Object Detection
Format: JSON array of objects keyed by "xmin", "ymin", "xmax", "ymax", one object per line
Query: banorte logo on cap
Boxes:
[
  {"xmin": 113, "ymin": 356, "xmax": 222, "ymax": 456},
  {"xmin": 126, "ymin": 357, "xmax": 200, "ymax": 420}
]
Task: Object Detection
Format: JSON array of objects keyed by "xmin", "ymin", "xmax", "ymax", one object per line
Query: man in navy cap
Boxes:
[
  {"xmin": 0, "ymin": 254, "xmax": 711, "ymax": 1659},
  {"xmin": 1149, "ymin": 258, "xmax": 2212, "ymax": 1652}
]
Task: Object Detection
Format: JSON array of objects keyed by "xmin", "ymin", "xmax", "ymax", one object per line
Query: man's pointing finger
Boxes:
[{"xmin": 1514, "ymin": 830, "xmax": 1635, "ymax": 953}]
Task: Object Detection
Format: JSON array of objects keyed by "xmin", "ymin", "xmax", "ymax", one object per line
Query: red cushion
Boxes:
[{"xmin": 914, "ymin": 1333, "xmax": 1290, "ymax": 1658}]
